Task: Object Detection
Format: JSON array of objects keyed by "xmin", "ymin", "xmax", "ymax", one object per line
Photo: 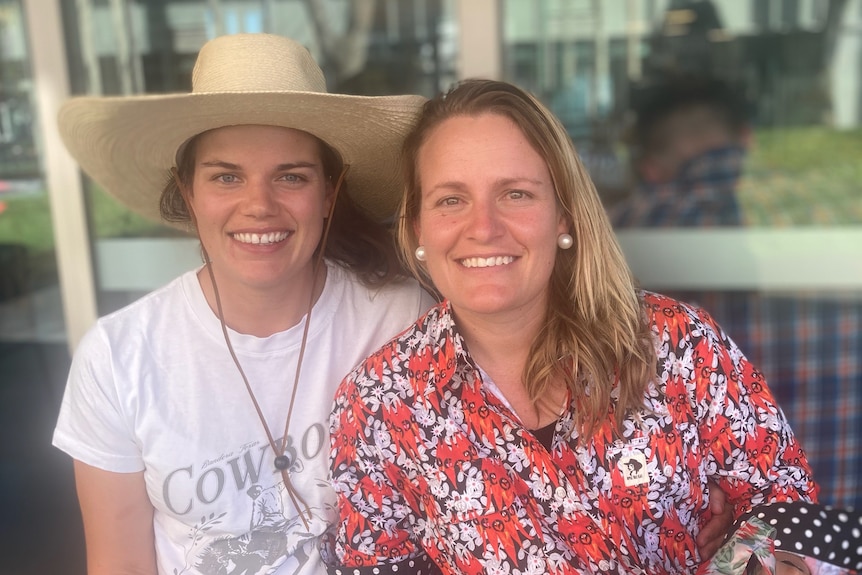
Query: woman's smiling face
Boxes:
[
  {"xmin": 184, "ymin": 124, "xmax": 333, "ymax": 293},
  {"xmin": 415, "ymin": 112, "xmax": 567, "ymax": 323}
]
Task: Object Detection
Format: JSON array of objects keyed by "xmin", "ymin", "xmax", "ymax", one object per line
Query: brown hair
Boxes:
[
  {"xmin": 396, "ymin": 79, "xmax": 656, "ymax": 438},
  {"xmin": 159, "ymin": 129, "xmax": 404, "ymax": 286}
]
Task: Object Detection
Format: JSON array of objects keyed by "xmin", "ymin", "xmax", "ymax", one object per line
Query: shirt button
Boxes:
[{"xmin": 555, "ymin": 486, "xmax": 567, "ymax": 499}]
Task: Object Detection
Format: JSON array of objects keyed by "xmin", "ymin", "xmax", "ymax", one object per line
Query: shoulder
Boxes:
[
  {"xmin": 72, "ymin": 271, "xmax": 196, "ymax": 363},
  {"xmin": 640, "ymin": 290, "xmax": 725, "ymax": 344},
  {"xmin": 328, "ymin": 262, "xmax": 431, "ymax": 305},
  {"xmin": 95, "ymin": 272, "xmax": 192, "ymax": 328},
  {"xmin": 610, "ymin": 181, "xmax": 686, "ymax": 228},
  {"xmin": 342, "ymin": 302, "xmax": 453, "ymax": 387},
  {"xmin": 332, "ymin": 302, "xmax": 456, "ymax": 432},
  {"xmin": 641, "ymin": 291, "xmax": 693, "ymax": 323},
  {"xmin": 325, "ymin": 263, "xmax": 435, "ymax": 329},
  {"xmin": 641, "ymin": 291, "xmax": 750, "ymax": 388}
]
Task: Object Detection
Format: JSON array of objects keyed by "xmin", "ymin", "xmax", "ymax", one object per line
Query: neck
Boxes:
[
  {"xmin": 453, "ymin": 294, "xmax": 548, "ymax": 370},
  {"xmin": 197, "ymin": 262, "xmax": 327, "ymax": 337},
  {"xmin": 453, "ymin": 300, "xmax": 567, "ymax": 429},
  {"xmin": 455, "ymin": 306, "xmax": 538, "ymax": 421},
  {"xmin": 456, "ymin": 311, "xmax": 538, "ymax": 377}
]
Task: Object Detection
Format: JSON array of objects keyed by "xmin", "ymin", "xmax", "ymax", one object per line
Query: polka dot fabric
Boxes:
[
  {"xmin": 737, "ymin": 501, "xmax": 862, "ymax": 572},
  {"xmin": 327, "ymin": 555, "xmax": 441, "ymax": 575}
]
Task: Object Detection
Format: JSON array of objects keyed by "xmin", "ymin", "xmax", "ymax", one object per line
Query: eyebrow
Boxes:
[
  {"xmin": 428, "ymin": 176, "xmax": 545, "ymax": 192},
  {"xmin": 198, "ymin": 160, "xmax": 319, "ymax": 170},
  {"xmin": 497, "ymin": 176, "xmax": 545, "ymax": 186}
]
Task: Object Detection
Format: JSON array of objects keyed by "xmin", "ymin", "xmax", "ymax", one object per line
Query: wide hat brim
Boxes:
[{"xmin": 58, "ymin": 90, "xmax": 425, "ymax": 226}]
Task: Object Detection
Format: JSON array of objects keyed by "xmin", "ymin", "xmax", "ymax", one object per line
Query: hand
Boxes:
[
  {"xmin": 697, "ymin": 481, "xmax": 733, "ymax": 559},
  {"xmin": 775, "ymin": 552, "xmax": 811, "ymax": 575}
]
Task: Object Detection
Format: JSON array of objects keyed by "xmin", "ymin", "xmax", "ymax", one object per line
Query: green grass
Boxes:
[
  {"xmin": 749, "ymin": 127, "xmax": 862, "ymax": 173},
  {"xmin": 0, "ymin": 184, "xmax": 181, "ymax": 253},
  {"xmin": 85, "ymin": 184, "xmax": 179, "ymax": 239},
  {"xmin": 0, "ymin": 194, "xmax": 56, "ymax": 252},
  {"xmin": 739, "ymin": 127, "xmax": 862, "ymax": 226},
  {"xmin": 0, "ymin": 184, "xmax": 180, "ymax": 289}
]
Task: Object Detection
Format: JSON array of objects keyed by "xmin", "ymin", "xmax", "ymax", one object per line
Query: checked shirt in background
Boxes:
[
  {"xmin": 668, "ymin": 291, "xmax": 862, "ymax": 510},
  {"xmin": 610, "ymin": 147, "xmax": 862, "ymax": 509},
  {"xmin": 609, "ymin": 146, "xmax": 745, "ymax": 227}
]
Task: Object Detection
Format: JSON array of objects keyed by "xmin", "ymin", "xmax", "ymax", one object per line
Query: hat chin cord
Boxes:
[{"xmin": 197, "ymin": 164, "xmax": 350, "ymax": 529}]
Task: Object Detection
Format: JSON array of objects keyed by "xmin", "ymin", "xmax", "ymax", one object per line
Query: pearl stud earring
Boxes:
[
  {"xmin": 414, "ymin": 246, "xmax": 427, "ymax": 261},
  {"xmin": 557, "ymin": 233, "xmax": 573, "ymax": 250}
]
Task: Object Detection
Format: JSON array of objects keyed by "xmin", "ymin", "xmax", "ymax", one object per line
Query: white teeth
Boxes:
[
  {"xmin": 232, "ymin": 231, "xmax": 289, "ymax": 245},
  {"xmin": 460, "ymin": 256, "xmax": 515, "ymax": 268}
]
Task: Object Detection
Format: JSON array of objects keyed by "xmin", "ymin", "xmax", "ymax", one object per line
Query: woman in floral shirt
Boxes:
[{"xmin": 325, "ymin": 80, "xmax": 855, "ymax": 575}]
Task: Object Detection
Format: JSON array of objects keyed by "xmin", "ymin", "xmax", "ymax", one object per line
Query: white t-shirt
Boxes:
[{"xmin": 53, "ymin": 261, "xmax": 434, "ymax": 575}]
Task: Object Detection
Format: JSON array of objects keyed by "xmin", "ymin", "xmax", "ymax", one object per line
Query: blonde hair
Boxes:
[{"xmin": 396, "ymin": 80, "xmax": 655, "ymax": 438}]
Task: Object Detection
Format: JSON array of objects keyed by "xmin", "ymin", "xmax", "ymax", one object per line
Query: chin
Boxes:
[
  {"xmin": 236, "ymin": 265, "xmax": 294, "ymax": 288},
  {"xmin": 453, "ymin": 297, "xmax": 519, "ymax": 317}
]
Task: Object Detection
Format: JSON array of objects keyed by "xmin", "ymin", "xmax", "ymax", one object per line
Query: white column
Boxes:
[
  {"xmin": 23, "ymin": 0, "xmax": 98, "ymax": 352},
  {"xmin": 830, "ymin": 0, "xmax": 861, "ymax": 129},
  {"xmin": 456, "ymin": 0, "xmax": 501, "ymax": 79},
  {"xmin": 625, "ymin": 0, "xmax": 643, "ymax": 81},
  {"xmin": 591, "ymin": 0, "xmax": 608, "ymax": 117},
  {"xmin": 75, "ymin": 0, "xmax": 102, "ymax": 94}
]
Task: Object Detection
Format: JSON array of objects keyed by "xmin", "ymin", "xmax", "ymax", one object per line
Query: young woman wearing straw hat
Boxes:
[{"xmin": 52, "ymin": 34, "xmax": 435, "ymax": 575}]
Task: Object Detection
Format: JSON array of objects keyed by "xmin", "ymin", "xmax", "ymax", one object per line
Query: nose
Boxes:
[
  {"xmin": 242, "ymin": 179, "xmax": 278, "ymax": 217},
  {"xmin": 466, "ymin": 197, "xmax": 504, "ymax": 242}
]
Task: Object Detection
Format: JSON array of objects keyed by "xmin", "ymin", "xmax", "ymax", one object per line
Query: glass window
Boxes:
[
  {"xmin": 503, "ymin": 0, "xmax": 862, "ymax": 227},
  {"xmin": 0, "ymin": 0, "xmax": 66, "ymax": 343},
  {"xmin": 502, "ymin": 0, "xmax": 862, "ymax": 510},
  {"xmin": 0, "ymin": 3, "xmax": 82, "ymax": 570}
]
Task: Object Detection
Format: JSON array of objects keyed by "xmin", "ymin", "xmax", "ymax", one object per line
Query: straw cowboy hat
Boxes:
[{"xmin": 57, "ymin": 33, "xmax": 427, "ymax": 224}]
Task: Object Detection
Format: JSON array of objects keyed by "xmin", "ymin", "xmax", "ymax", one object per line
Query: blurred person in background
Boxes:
[
  {"xmin": 610, "ymin": 73, "xmax": 861, "ymax": 513},
  {"xmin": 610, "ymin": 74, "xmax": 750, "ymax": 227}
]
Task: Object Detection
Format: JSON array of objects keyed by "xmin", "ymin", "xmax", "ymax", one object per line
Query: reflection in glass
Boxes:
[
  {"xmin": 0, "ymin": 0, "xmax": 65, "ymax": 343},
  {"xmin": 501, "ymin": 0, "xmax": 862, "ymax": 510},
  {"xmin": 502, "ymin": 0, "xmax": 862, "ymax": 227}
]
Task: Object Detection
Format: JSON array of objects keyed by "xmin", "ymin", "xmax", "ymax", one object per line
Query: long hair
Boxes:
[
  {"xmin": 396, "ymin": 79, "xmax": 656, "ymax": 438},
  {"xmin": 160, "ymin": 130, "xmax": 403, "ymax": 287}
]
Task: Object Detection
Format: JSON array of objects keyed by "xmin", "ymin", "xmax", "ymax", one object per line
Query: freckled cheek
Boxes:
[
  {"xmin": 418, "ymin": 212, "xmax": 452, "ymax": 239},
  {"xmin": 190, "ymin": 206, "xmax": 226, "ymax": 231},
  {"xmin": 425, "ymin": 226, "xmax": 461, "ymax": 256}
]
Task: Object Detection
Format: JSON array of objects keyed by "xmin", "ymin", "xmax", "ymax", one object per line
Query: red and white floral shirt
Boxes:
[{"xmin": 326, "ymin": 293, "xmax": 817, "ymax": 575}]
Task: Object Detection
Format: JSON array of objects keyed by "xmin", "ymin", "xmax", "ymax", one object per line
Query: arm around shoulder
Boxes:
[
  {"xmin": 73, "ymin": 460, "xmax": 158, "ymax": 575},
  {"xmin": 686, "ymin": 304, "xmax": 816, "ymax": 508}
]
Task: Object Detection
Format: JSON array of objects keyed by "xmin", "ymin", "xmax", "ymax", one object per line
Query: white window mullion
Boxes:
[
  {"xmin": 456, "ymin": 0, "xmax": 501, "ymax": 79},
  {"xmin": 23, "ymin": 0, "xmax": 98, "ymax": 353}
]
